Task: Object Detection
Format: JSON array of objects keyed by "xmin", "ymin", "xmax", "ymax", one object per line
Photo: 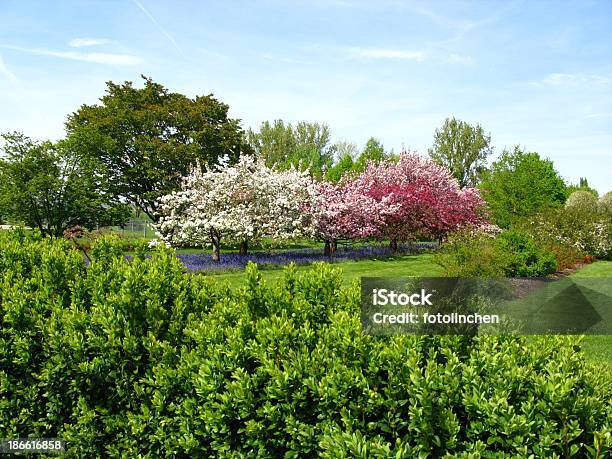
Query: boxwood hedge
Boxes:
[{"xmin": 0, "ymin": 230, "xmax": 610, "ymax": 457}]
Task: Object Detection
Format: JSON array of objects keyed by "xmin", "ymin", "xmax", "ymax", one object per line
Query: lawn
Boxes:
[
  {"xmin": 198, "ymin": 256, "xmax": 612, "ymax": 369},
  {"xmin": 196, "ymin": 253, "xmax": 443, "ymax": 288},
  {"xmin": 572, "ymin": 261, "xmax": 612, "ymax": 370}
]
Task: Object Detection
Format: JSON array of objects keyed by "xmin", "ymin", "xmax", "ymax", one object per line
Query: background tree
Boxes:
[
  {"xmin": 247, "ymin": 120, "xmax": 334, "ymax": 178},
  {"xmin": 565, "ymin": 177, "xmax": 599, "ymax": 198},
  {"xmin": 0, "ymin": 132, "xmax": 130, "ymax": 237},
  {"xmin": 355, "ymin": 137, "xmax": 387, "ymax": 172},
  {"xmin": 428, "ymin": 117, "xmax": 493, "ymax": 187},
  {"xmin": 479, "ymin": 146, "xmax": 567, "ymax": 228},
  {"xmin": 65, "ymin": 76, "xmax": 250, "ymax": 222}
]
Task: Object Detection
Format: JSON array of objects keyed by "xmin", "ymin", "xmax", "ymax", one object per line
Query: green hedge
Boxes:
[
  {"xmin": 437, "ymin": 229, "xmax": 558, "ymax": 278},
  {"xmin": 0, "ymin": 231, "xmax": 610, "ymax": 457}
]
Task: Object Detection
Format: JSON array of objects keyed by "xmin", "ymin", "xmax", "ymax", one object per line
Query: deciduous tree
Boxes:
[
  {"xmin": 66, "ymin": 76, "xmax": 250, "ymax": 221},
  {"xmin": 428, "ymin": 117, "xmax": 492, "ymax": 187},
  {"xmin": 0, "ymin": 132, "xmax": 130, "ymax": 237}
]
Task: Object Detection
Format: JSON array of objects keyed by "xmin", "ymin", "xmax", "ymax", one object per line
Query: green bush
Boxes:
[
  {"xmin": 1, "ymin": 231, "xmax": 610, "ymax": 457},
  {"xmin": 437, "ymin": 229, "xmax": 558, "ymax": 277},
  {"xmin": 495, "ymin": 229, "xmax": 558, "ymax": 277}
]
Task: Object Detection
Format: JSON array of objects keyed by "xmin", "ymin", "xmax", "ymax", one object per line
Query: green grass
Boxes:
[
  {"xmin": 571, "ymin": 261, "xmax": 612, "ymax": 369},
  {"xmin": 196, "ymin": 253, "xmax": 443, "ymax": 288}
]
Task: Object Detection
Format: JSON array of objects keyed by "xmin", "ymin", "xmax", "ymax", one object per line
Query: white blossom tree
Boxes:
[{"xmin": 155, "ymin": 156, "xmax": 316, "ymax": 261}]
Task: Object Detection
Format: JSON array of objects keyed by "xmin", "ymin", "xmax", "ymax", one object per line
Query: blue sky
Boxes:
[{"xmin": 1, "ymin": 0, "xmax": 611, "ymax": 193}]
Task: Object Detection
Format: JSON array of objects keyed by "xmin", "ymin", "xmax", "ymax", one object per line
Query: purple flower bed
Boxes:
[{"xmin": 177, "ymin": 242, "xmax": 438, "ymax": 272}]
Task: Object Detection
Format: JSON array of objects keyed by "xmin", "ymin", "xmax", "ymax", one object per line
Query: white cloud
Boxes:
[
  {"xmin": 69, "ymin": 37, "xmax": 112, "ymax": 48},
  {"xmin": 447, "ymin": 53, "xmax": 473, "ymax": 64},
  {"xmin": 0, "ymin": 54, "xmax": 17, "ymax": 82},
  {"xmin": 1, "ymin": 45, "xmax": 143, "ymax": 65},
  {"xmin": 540, "ymin": 73, "xmax": 611, "ymax": 86},
  {"xmin": 348, "ymin": 47, "xmax": 424, "ymax": 61}
]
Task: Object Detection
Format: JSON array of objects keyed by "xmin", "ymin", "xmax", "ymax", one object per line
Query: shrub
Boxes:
[
  {"xmin": 495, "ymin": 229, "xmax": 558, "ymax": 277},
  {"xmin": 520, "ymin": 208, "xmax": 612, "ymax": 261},
  {"xmin": 0, "ymin": 231, "xmax": 610, "ymax": 457},
  {"xmin": 565, "ymin": 190, "xmax": 599, "ymax": 214},
  {"xmin": 437, "ymin": 228, "xmax": 558, "ymax": 277}
]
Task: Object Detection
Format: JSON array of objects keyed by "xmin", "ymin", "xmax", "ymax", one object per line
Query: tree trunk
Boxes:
[
  {"xmin": 389, "ymin": 238, "xmax": 398, "ymax": 252},
  {"xmin": 239, "ymin": 240, "xmax": 248, "ymax": 256},
  {"xmin": 211, "ymin": 231, "xmax": 221, "ymax": 262},
  {"xmin": 330, "ymin": 240, "xmax": 337, "ymax": 254},
  {"xmin": 324, "ymin": 240, "xmax": 331, "ymax": 256}
]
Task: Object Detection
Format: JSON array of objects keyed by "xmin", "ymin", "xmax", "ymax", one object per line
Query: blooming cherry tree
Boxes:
[{"xmin": 353, "ymin": 152, "xmax": 486, "ymax": 249}]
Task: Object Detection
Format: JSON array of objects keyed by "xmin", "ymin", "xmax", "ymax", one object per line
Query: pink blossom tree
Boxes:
[
  {"xmin": 353, "ymin": 152, "xmax": 486, "ymax": 250},
  {"xmin": 312, "ymin": 180, "xmax": 395, "ymax": 255}
]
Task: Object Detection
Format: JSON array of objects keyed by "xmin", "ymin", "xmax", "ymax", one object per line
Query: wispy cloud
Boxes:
[
  {"xmin": 347, "ymin": 47, "xmax": 425, "ymax": 61},
  {"xmin": 0, "ymin": 54, "xmax": 17, "ymax": 82},
  {"xmin": 1, "ymin": 45, "xmax": 143, "ymax": 65},
  {"xmin": 261, "ymin": 53, "xmax": 312, "ymax": 65},
  {"xmin": 587, "ymin": 112, "xmax": 612, "ymax": 118},
  {"xmin": 447, "ymin": 53, "xmax": 473, "ymax": 64},
  {"xmin": 132, "ymin": 0, "xmax": 184, "ymax": 56},
  {"xmin": 539, "ymin": 73, "xmax": 611, "ymax": 86},
  {"xmin": 69, "ymin": 37, "xmax": 112, "ymax": 48}
]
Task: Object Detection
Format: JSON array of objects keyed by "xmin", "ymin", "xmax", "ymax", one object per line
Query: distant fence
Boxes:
[{"xmin": 100, "ymin": 218, "xmax": 156, "ymax": 239}]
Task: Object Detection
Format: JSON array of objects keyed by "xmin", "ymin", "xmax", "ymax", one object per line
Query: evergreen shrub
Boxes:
[{"xmin": 0, "ymin": 231, "xmax": 610, "ymax": 457}]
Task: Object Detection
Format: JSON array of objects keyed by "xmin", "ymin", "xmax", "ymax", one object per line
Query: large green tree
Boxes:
[
  {"xmin": 0, "ymin": 132, "xmax": 130, "ymax": 237},
  {"xmin": 479, "ymin": 146, "xmax": 567, "ymax": 228},
  {"xmin": 355, "ymin": 137, "xmax": 387, "ymax": 172},
  {"xmin": 247, "ymin": 120, "xmax": 334, "ymax": 178},
  {"xmin": 65, "ymin": 76, "xmax": 250, "ymax": 221},
  {"xmin": 428, "ymin": 117, "xmax": 493, "ymax": 187}
]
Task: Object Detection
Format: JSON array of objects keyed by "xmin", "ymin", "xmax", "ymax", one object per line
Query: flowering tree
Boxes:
[
  {"xmin": 313, "ymin": 181, "xmax": 396, "ymax": 255},
  {"xmin": 353, "ymin": 152, "xmax": 486, "ymax": 249},
  {"xmin": 155, "ymin": 156, "xmax": 315, "ymax": 261}
]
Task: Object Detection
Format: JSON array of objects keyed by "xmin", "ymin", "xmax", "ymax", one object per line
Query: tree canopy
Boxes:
[
  {"xmin": 65, "ymin": 76, "xmax": 250, "ymax": 221},
  {"xmin": 247, "ymin": 120, "xmax": 334, "ymax": 178},
  {"xmin": 0, "ymin": 132, "xmax": 130, "ymax": 237},
  {"xmin": 479, "ymin": 146, "xmax": 567, "ymax": 228},
  {"xmin": 428, "ymin": 117, "xmax": 493, "ymax": 187}
]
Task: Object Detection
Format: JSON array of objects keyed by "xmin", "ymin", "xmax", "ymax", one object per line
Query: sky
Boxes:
[{"xmin": 1, "ymin": 0, "xmax": 611, "ymax": 193}]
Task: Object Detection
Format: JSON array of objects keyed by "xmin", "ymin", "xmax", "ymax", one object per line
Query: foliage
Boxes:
[
  {"xmin": 479, "ymin": 146, "xmax": 567, "ymax": 228},
  {"xmin": 428, "ymin": 117, "xmax": 493, "ymax": 187},
  {"xmin": 247, "ymin": 120, "xmax": 334, "ymax": 178},
  {"xmin": 0, "ymin": 231, "xmax": 610, "ymax": 457},
  {"xmin": 355, "ymin": 137, "xmax": 387, "ymax": 172},
  {"xmin": 566, "ymin": 190, "xmax": 599, "ymax": 213},
  {"xmin": 65, "ymin": 76, "xmax": 250, "ymax": 221},
  {"xmin": 156, "ymin": 156, "xmax": 316, "ymax": 260},
  {"xmin": 0, "ymin": 132, "xmax": 130, "ymax": 237},
  {"xmin": 325, "ymin": 152, "xmax": 355, "ymax": 183},
  {"xmin": 437, "ymin": 228, "xmax": 558, "ymax": 277}
]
